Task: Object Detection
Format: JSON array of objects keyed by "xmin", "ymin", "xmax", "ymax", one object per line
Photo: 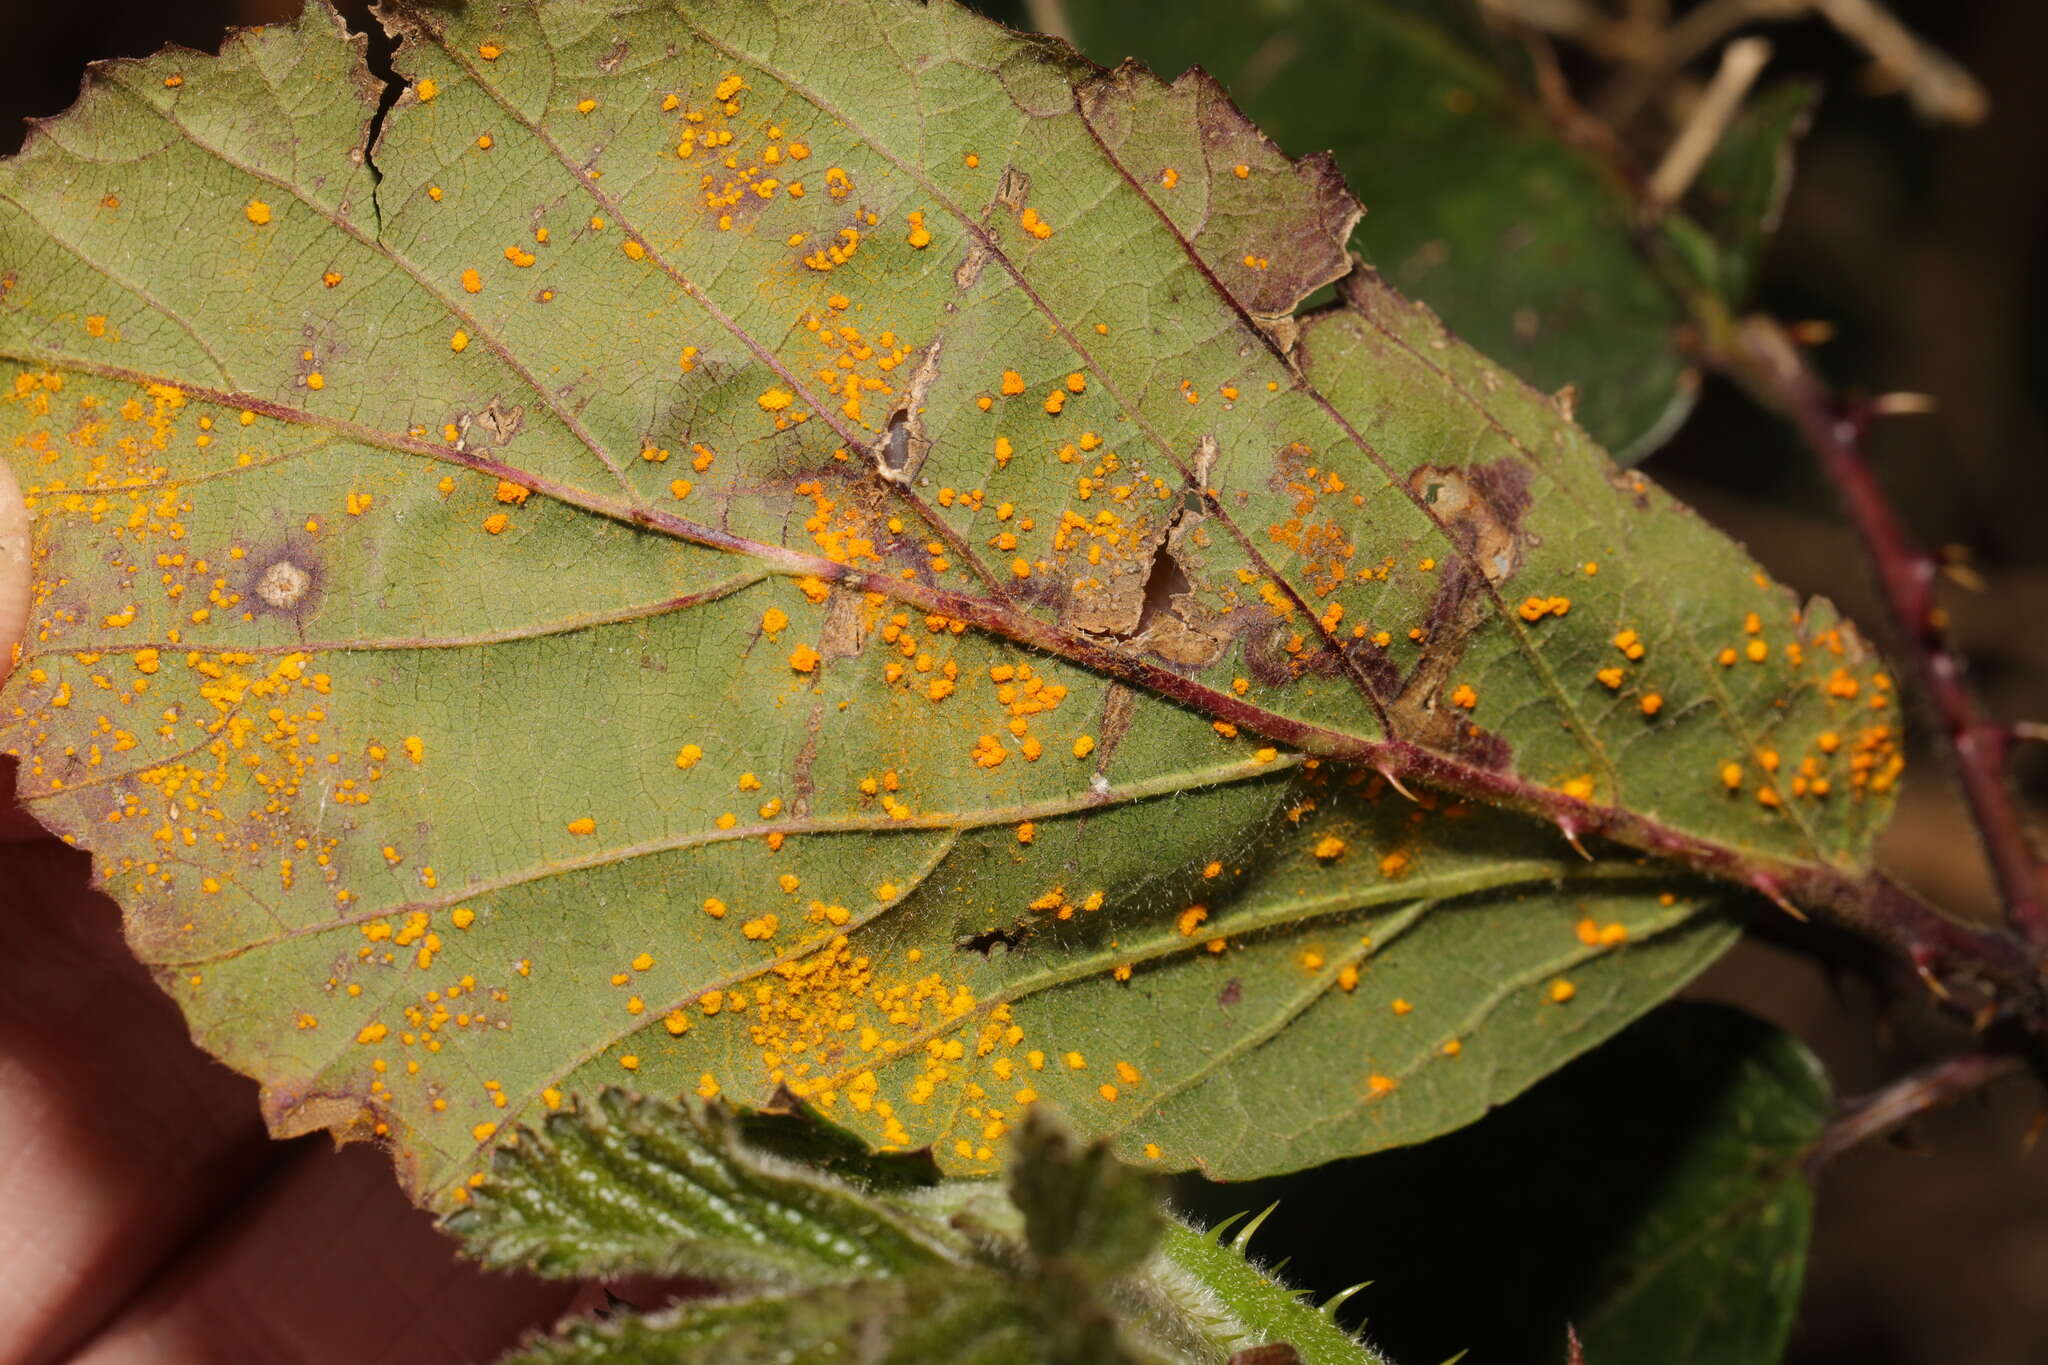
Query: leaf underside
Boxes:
[{"xmin": 0, "ymin": 0, "xmax": 1896, "ymax": 1204}]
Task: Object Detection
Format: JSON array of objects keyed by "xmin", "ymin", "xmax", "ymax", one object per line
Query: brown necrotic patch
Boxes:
[
  {"xmin": 1134, "ymin": 516, "xmax": 1235, "ymax": 670},
  {"xmin": 1060, "ymin": 444, "xmax": 1235, "ymax": 671},
  {"xmin": 1413, "ymin": 460, "xmax": 1532, "ymax": 587},
  {"xmin": 255, "ymin": 560, "xmax": 313, "ymax": 610},
  {"xmin": 869, "ymin": 338, "xmax": 943, "ymax": 488},
  {"xmin": 240, "ymin": 535, "xmax": 325, "ymax": 622},
  {"xmin": 461, "ymin": 398, "xmax": 526, "ymax": 451},
  {"xmin": 1383, "ymin": 459, "xmax": 1535, "ymax": 766}
]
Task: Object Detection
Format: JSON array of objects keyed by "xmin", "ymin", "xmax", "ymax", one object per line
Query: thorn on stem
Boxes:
[
  {"xmin": 1203, "ymin": 1210, "xmax": 1248, "ymax": 1246},
  {"xmin": 1378, "ymin": 766, "xmax": 1420, "ymax": 803},
  {"xmin": 2022, "ymin": 1107, "xmax": 2046, "ymax": 1155},
  {"xmin": 1938, "ymin": 550, "xmax": 1988, "ymax": 593},
  {"xmin": 1321, "ymin": 1281, "xmax": 1371, "ymax": 1318},
  {"xmin": 1911, "ymin": 948, "xmax": 1954, "ymax": 1001},
  {"xmin": 1750, "ymin": 874, "xmax": 1808, "ymax": 922},
  {"xmin": 1871, "ymin": 390, "xmax": 1939, "ymax": 416},
  {"xmin": 1231, "ymin": 1201, "xmax": 1280, "ymax": 1254}
]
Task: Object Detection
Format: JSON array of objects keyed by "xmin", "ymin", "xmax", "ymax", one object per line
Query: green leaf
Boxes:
[
  {"xmin": 444, "ymin": 1089, "xmax": 960, "ymax": 1283},
  {"xmin": 1567, "ymin": 1005, "xmax": 1827, "ymax": 1364},
  {"xmin": 1179, "ymin": 1003, "xmax": 1829, "ymax": 1365},
  {"xmin": 493, "ymin": 1272, "xmax": 1056, "ymax": 1365},
  {"xmin": 457, "ymin": 1097, "xmax": 1380, "ymax": 1365},
  {"xmin": 0, "ymin": 0, "xmax": 1895, "ymax": 1203}
]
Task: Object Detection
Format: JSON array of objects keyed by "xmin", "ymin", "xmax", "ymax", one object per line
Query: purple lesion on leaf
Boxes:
[
  {"xmin": 1440, "ymin": 714, "xmax": 1514, "ymax": 772},
  {"xmin": 1344, "ymin": 635, "xmax": 1403, "ymax": 699},
  {"xmin": 1238, "ymin": 611, "xmax": 1350, "ymax": 691}
]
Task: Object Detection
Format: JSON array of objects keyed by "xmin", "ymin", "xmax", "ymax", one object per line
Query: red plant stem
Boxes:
[
  {"xmin": 1807, "ymin": 1048, "xmax": 2026, "ymax": 1171},
  {"xmin": 1725, "ymin": 316, "xmax": 2048, "ymax": 959}
]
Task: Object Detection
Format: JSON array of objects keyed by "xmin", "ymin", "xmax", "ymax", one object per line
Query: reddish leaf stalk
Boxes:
[{"xmin": 1724, "ymin": 316, "xmax": 2048, "ymax": 960}]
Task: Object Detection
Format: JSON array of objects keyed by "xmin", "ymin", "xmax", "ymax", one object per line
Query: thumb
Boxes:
[
  {"xmin": 0, "ymin": 458, "xmax": 37, "ymax": 841},
  {"xmin": 0, "ymin": 455, "xmax": 24, "ymax": 692}
]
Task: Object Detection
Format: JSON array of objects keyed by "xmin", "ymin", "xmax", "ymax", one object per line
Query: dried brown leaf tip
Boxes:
[{"xmin": 1079, "ymin": 63, "xmax": 1360, "ymax": 331}]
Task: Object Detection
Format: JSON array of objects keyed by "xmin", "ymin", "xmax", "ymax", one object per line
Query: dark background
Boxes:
[{"xmin": 3, "ymin": 1, "xmax": 2043, "ymax": 1361}]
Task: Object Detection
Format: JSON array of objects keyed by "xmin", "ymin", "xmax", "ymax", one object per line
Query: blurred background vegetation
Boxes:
[{"xmin": 5, "ymin": 1, "xmax": 2042, "ymax": 1360}]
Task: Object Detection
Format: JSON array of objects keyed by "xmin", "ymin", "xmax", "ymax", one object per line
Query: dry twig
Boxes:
[
  {"xmin": 1809, "ymin": 1049, "xmax": 2026, "ymax": 1171},
  {"xmin": 1647, "ymin": 36, "xmax": 1774, "ymax": 207},
  {"xmin": 1595, "ymin": 0, "xmax": 1983, "ymax": 128}
]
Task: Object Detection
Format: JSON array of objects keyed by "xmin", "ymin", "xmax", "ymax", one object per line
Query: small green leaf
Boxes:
[
  {"xmin": 445, "ymin": 1089, "xmax": 959, "ymax": 1283},
  {"xmin": 1568, "ymin": 1005, "xmax": 1828, "ymax": 1364},
  {"xmin": 1684, "ymin": 82, "xmax": 1819, "ymax": 303},
  {"xmin": 458, "ymin": 1097, "xmax": 1378, "ymax": 1365},
  {"xmin": 1009, "ymin": 1104, "xmax": 1163, "ymax": 1279},
  {"xmin": 493, "ymin": 1271, "xmax": 1057, "ymax": 1365},
  {"xmin": 1181, "ymin": 1003, "xmax": 1829, "ymax": 1365}
]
